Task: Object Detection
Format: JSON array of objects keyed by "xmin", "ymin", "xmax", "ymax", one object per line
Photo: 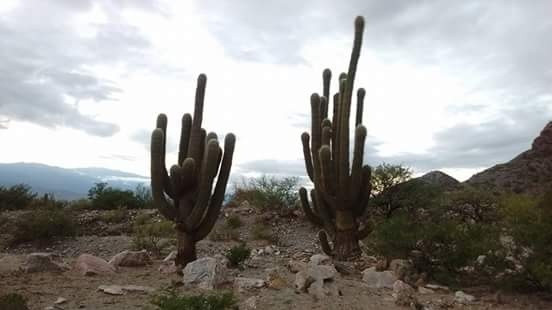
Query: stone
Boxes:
[
  {"xmin": 74, "ymin": 254, "xmax": 116, "ymax": 276},
  {"xmin": 0, "ymin": 255, "xmax": 24, "ymax": 274},
  {"xmin": 98, "ymin": 285, "xmax": 155, "ymax": 295},
  {"xmin": 243, "ymin": 296, "xmax": 258, "ymax": 309},
  {"xmin": 334, "ymin": 261, "xmax": 357, "ymax": 276},
  {"xmin": 182, "ymin": 257, "xmax": 227, "ymax": 290},
  {"xmin": 234, "ymin": 277, "xmax": 266, "ymax": 292},
  {"xmin": 264, "ymin": 246, "xmax": 274, "ymax": 255},
  {"xmin": 417, "ymin": 286, "xmax": 434, "ymax": 294},
  {"xmin": 287, "ymin": 260, "xmax": 307, "ymax": 273},
  {"xmin": 54, "ymin": 297, "xmax": 67, "ymax": 305},
  {"xmin": 307, "ymin": 279, "xmax": 340, "ymax": 299},
  {"xmin": 362, "ymin": 267, "xmax": 397, "ymax": 289},
  {"xmin": 23, "ymin": 253, "xmax": 69, "ymax": 273},
  {"xmin": 98, "ymin": 285, "xmax": 124, "ymax": 295},
  {"xmin": 389, "ymin": 259, "xmax": 413, "ymax": 280},
  {"xmin": 294, "ymin": 270, "xmax": 313, "ymax": 292},
  {"xmin": 392, "ymin": 280, "xmax": 417, "ymax": 307},
  {"xmin": 309, "ymin": 254, "xmax": 331, "ymax": 266},
  {"xmin": 425, "ymin": 283, "xmax": 450, "ymax": 292},
  {"xmin": 307, "ymin": 265, "xmax": 337, "ymax": 282},
  {"xmin": 455, "ymin": 291, "xmax": 476, "ymax": 304},
  {"xmin": 109, "ymin": 250, "xmax": 151, "ymax": 267},
  {"xmin": 266, "ymin": 267, "xmax": 287, "ymax": 289}
]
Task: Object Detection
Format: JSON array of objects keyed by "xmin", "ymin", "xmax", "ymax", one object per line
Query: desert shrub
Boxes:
[
  {"xmin": 228, "ymin": 175, "xmax": 299, "ymax": 209},
  {"xmin": 499, "ymin": 193, "xmax": 552, "ymax": 291},
  {"xmin": 0, "ymin": 184, "xmax": 37, "ymax": 210},
  {"xmin": 132, "ymin": 216, "xmax": 174, "ymax": 256},
  {"xmin": 367, "ymin": 182, "xmax": 503, "ymax": 285},
  {"xmin": 9, "ymin": 206, "xmax": 76, "ymax": 245},
  {"xmin": 225, "ymin": 243, "xmax": 251, "ymax": 268},
  {"xmin": 88, "ymin": 182, "xmax": 144, "ymax": 210},
  {"xmin": 99, "ymin": 207, "xmax": 129, "ymax": 223},
  {"xmin": 151, "ymin": 289, "xmax": 237, "ymax": 310},
  {"xmin": 208, "ymin": 224, "xmax": 240, "ymax": 242},
  {"xmin": 0, "ymin": 293, "xmax": 29, "ymax": 310},
  {"xmin": 250, "ymin": 222, "xmax": 278, "ymax": 244},
  {"xmin": 225, "ymin": 214, "xmax": 242, "ymax": 229},
  {"xmin": 69, "ymin": 198, "xmax": 92, "ymax": 210}
]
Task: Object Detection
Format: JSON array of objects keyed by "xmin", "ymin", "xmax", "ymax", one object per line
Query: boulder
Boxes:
[
  {"xmin": 109, "ymin": 250, "xmax": 151, "ymax": 267},
  {"xmin": 307, "ymin": 279, "xmax": 340, "ymax": 299},
  {"xmin": 234, "ymin": 277, "xmax": 266, "ymax": 293},
  {"xmin": 74, "ymin": 254, "xmax": 116, "ymax": 276},
  {"xmin": 287, "ymin": 260, "xmax": 307, "ymax": 273},
  {"xmin": 309, "ymin": 254, "xmax": 331, "ymax": 266},
  {"xmin": 182, "ymin": 257, "xmax": 227, "ymax": 290},
  {"xmin": 455, "ymin": 291, "xmax": 476, "ymax": 304},
  {"xmin": 362, "ymin": 267, "xmax": 397, "ymax": 289},
  {"xmin": 0, "ymin": 255, "xmax": 24, "ymax": 274},
  {"xmin": 23, "ymin": 253, "xmax": 69, "ymax": 273},
  {"xmin": 389, "ymin": 259, "xmax": 413, "ymax": 280},
  {"xmin": 98, "ymin": 285, "xmax": 155, "ymax": 295},
  {"xmin": 392, "ymin": 280, "xmax": 417, "ymax": 307}
]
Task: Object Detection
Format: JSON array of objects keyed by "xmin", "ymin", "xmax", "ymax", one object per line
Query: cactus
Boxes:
[
  {"xmin": 300, "ymin": 16, "xmax": 372, "ymax": 260},
  {"xmin": 150, "ymin": 73, "xmax": 236, "ymax": 269}
]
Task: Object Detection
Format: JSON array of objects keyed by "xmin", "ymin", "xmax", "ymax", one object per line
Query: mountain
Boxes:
[
  {"xmin": 0, "ymin": 162, "xmax": 149, "ymax": 200},
  {"xmin": 466, "ymin": 121, "xmax": 552, "ymax": 194},
  {"xmin": 416, "ymin": 170, "xmax": 460, "ymax": 190}
]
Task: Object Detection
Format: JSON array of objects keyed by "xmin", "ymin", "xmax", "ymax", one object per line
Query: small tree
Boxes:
[
  {"xmin": 0, "ymin": 184, "xmax": 37, "ymax": 210},
  {"xmin": 371, "ymin": 163, "xmax": 412, "ymax": 195}
]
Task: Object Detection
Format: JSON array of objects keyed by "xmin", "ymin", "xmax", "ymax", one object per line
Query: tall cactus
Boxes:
[
  {"xmin": 300, "ymin": 16, "xmax": 372, "ymax": 260},
  {"xmin": 150, "ymin": 73, "xmax": 236, "ymax": 269}
]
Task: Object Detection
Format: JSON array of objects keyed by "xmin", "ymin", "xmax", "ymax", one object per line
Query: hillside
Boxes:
[
  {"xmin": 466, "ymin": 121, "xmax": 552, "ymax": 194},
  {"xmin": 0, "ymin": 163, "xmax": 149, "ymax": 200}
]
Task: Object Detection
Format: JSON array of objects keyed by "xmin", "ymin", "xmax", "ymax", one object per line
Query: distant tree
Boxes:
[
  {"xmin": 87, "ymin": 182, "xmax": 142, "ymax": 210},
  {"xmin": 371, "ymin": 163, "xmax": 413, "ymax": 195},
  {"xmin": 87, "ymin": 182, "xmax": 108, "ymax": 201},
  {"xmin": 134, "ymin": 183, "xmax": 153, "ymax": 208},
  {"xmin": 0, "ymin": 184, "xmax": 37, "ymax": 210}
]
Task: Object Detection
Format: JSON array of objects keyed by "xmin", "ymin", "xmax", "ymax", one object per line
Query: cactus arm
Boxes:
[
  {"xmin": 355, "ymin": 88, "xmax": 365, "ymax": 126},
  {"xmin": 299, "ymin": 187, "xmax": 323, "ymax": 226},
  {"xmin": 178, "ymin": 113, "xmax": 192, "ymax": 165},
  {"xmin": 301, "ymin": 133, "xmax": 315, "ymax": 181},
  {"xmin": 320, "ymin": 96, "xmax": 329, "ymax": 121},
  {"xmin": 344, "ymin": 16, "xmax": 364, "ymax": 111},
  {"xmin": 187, "ymin": 74, "xmax": 207, "ymax": 165},
  {"xmin": 194, "ymin": 133, "xmax": 236, "ymax": 241},
  {"xmin": 155, "ymin": 114, "xmax": 175, "ymax": 199},
  {"xmin": 318, "ymin": 230, "xmax": 334, "ymax": 256},
  {"xmin": 331, "ymin": 93, "xmax": 339, "ymax": 156},
  {"xmin": 151, "ymin": 128, "xmax": 177, "ymax": 221},
  {"xmin": 350, "ymin": 125, "xmax": 367, "ymax": 204},
  {"xmin": 322, "ymin": 68, "xmax": 332, "ymax": 107},
  {"xmin": 185, "ymin": 139, "xmax": 221, "ymax": 230},
  {"xmin": 310, "ymin": 93, "xmax": 322, "ymax": 176},
  {"xmin": 355, "ymin": 165, "xmax": 372, "ymax": 217}
]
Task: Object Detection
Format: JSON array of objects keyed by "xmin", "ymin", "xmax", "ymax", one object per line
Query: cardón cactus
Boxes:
[
  {"xmin": 300, "ymin": 16, "xmax": 372, "ymax": 260},
  {"xmin": 150, "ymin": 73, "xmax": 236, "ymax": 269}
]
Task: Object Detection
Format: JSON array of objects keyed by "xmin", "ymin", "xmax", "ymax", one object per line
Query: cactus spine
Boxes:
[
  {"xmin": 300, "ymin": 16, "xmax": 372, "ymax": 260},
  {"xmin": 151, "ymin": 73, "xmax": 236, "ymax": 269}
]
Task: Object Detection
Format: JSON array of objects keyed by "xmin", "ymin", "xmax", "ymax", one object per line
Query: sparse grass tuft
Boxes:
[
  {"xmin": 225, "ymin": 243, "xmax": 251, "ymax": 268},
  {"xmin": 225, "ymin": 214, "xmax": 242, "ymax": 229},
  {"xmin": 150, "ymin": 289, "xmax": 237, "ymax": 310},
  {"xmin": 131, "ymin": 216, "xmax": 175, "ymax": 256}
]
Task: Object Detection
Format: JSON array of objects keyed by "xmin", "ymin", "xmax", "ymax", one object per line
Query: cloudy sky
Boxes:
[{"xmin": 0, "ymin": 0, "xmax": 551, "ymax": 182}]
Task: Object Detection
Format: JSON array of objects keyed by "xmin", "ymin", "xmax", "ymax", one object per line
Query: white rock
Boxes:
[
  {"xmin": 54, "ymin": 297, "xmax": 67, "ymax": 305},
  {"xmin": 264, "ymin": 246, "xmax": 274, "ymax": 255},
  {"xmin": 182, "ymin": 257, "xmax": 227, "ymax": 290},
  {"xmin": 98, "ymin": 285, "xmax": 124, "ymax": 295},
  {"xmin": 309, "ymin": 254, "xmax": 331, "ymax": 266},
  {"xmin": 288, "ymin": 260, "xmax": 307, "ymax": 273},
  {"xmin": 74, "ymin": 254, "xmax": 116, "ymax": 276},
  {"xmin": 362, "ymin": 267, "xmax": 397, "ymax": 289},
  {"xmin": 97, "ymin": 285, "xmax": 155, "ymax": 295},
  {"xmin": 294, "ymin": 270, "xmax": 313, "ymax": 291},
  {"xmin": 477, "ymin": 255, "xmax": 486, "ymax": 265},
  {"xmin": 425, "ymin": 283, "xmax": 450, "ymax": 292},
  {"xmin": 109, "ymin": 250, "xmax": 151, "ymax": 267},
  {"xmin": 307, "ymin": 279, "xmax": 340, "ymax": 299},
  {"xmin": 243, "ymin": 296, "xmax": 258, "ymax": 309},
  {"xmin": 392, "ymin": 280, "xmax": 416, "ymax": 306},
  {"xmin": 234, "ymin": 277, "xmax": 266, "ymax": 292},
  {"xmin": 418, "ymin": 286, "xmax": 434, "ymax": 294},
  {"xmin": 455, "ymin": 291, "xmax": 476, "ymax": 304}
]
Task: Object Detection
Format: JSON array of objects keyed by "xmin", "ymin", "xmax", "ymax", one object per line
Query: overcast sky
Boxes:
[{"xmin": 0, "ymin": 0, "xmax": 551, "ymax": 182}]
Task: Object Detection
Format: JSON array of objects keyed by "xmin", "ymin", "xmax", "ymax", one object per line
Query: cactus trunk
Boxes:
[{"xmin": 176, "ymin": 229, "xmax": 197, "ymax": 269}]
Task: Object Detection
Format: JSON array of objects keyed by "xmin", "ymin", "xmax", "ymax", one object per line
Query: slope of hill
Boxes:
[
  {"xmin": 0, "ymin": 162, "xmax": 149, "ymax": 200},
  {"xmin": 466, "ymin": 121, "xmax": 552, "ymax": 194}
]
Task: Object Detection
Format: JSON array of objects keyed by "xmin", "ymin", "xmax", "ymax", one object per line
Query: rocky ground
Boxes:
[{"xmin": 1, "ymin": 206, "xmax": 552, "ymax": 310}]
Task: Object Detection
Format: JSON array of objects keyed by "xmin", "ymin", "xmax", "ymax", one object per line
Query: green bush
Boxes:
[
  {"xmin": 151, "ymin": 289, "xmax": 237, "ymax": 310},
  {"xmin": 500, "ymin": 193, "xmax": 552, "ymax": 291},
  {"xmin": 225, "ymin": 243, "xmax": 251, "ymax": 268},
  {"xmin": 132, "ymin": 216, "xmax": 175, "ymax": 256},
  {"xmin": 9, "ymin": 206, "xmax": 76, "ymax": 245},
  {"xmin": 0, "ymin": 184, "xmax": 37, "ymax": 210},
  {"xmin": 366, "ymin": 182, "xmax": 503, "ymax": 285},
  {"xmin": 87, "ymin": 182, "xmax": 144, "ymax": 210},
  {"xmin": 225, "ymin": 214, "xmax": 242, "ymax": 229},
  {"xmin": 228, "ymin": 175, "xmax": 299, "ymax": 209},
  {"xmin": 0, "ymin": 293, "xmax": 29, "ymax": 310}
]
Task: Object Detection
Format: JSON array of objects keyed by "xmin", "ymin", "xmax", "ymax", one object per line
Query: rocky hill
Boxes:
[
  {"xmin": 466, "ymin": 121, "xmax": 552, "ymax": 194},
  {"xmin": 417, "ymin": 171, "xmax": 460, "ymax": 190}
]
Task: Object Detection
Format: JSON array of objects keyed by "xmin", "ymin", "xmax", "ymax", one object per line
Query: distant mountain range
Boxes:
[{"xmin": 0, "ymin": 162, "xmax": 149, "ymax": 200}]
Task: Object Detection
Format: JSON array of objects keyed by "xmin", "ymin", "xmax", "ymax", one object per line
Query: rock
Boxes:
[
  {"xmin": 98, "ymin": 285, "xmax": 155, "ymax": 295},
  {"xmin": 307, "ymin": 265, "xmax": 337, "ymax": 282},
  {"xmin": 159, "ymin": 262, "xmax": 177, "ymax": 274},
  {"xmin": 0, "ymin": 255, "xmax": 24, "ymax": 274},
  {"xmin": 243, "ymin": 296, "xmax": 258, "ymax": 309},
  {"xmin": 309, "ymin": 254, "xmax": 331, "ymax": 266},
  {"xmin": 392, "ymin": 280, "xmax": 417, "ymax": 307},
  {"xmin": 264, "ymin": 246, "xmax": 274, "ymax": 255},
  {"xmin": 334, "ymin": 261, "xmax": 357, "ymax": 276},
  {"xmin": 389, "ymin": 259, "xmax": 413, "ymax": 280},
  {"xmin": 266, "ymin": 267, "xmax": 287, "ymax": 289},
  {"xmin": 74, "ymin": 254, "xmax": 116, "ymax": 276},
  {"xmin": 362, "ymin": 267, "xmax": 397, "ymax": 289},
  {"xmin": 54, "ymin": 297, "xmax": 67, "ymax": 305},
  {"xmin": 109, "ymin": 250, "xmax": 151, "ymax": 267},
  {"xmin": 182, "ymin": 257, "xmax": 227, "ymax": 290},
  {"xmin": 287, "ymin": 260, "xmax": 307, "ymax": 273},
  {"xmin": 455, "ymin": 291, "xmax": 476, "ymax": 304},
  {"xmin": 23, "ymin": 253, "xmax": 69, "ymax": 273},
  {"xmin": 425, "ymin": 283, "xmax": 449, "ymax": 292},
  {"xmin": 307, "ymin": 279, "xmax": 340, "ymax": 299},
  {"xmin": 294, "ymin": 270, "xmax": 313, "ymax": 292},
  {"xmin": 234, "ymin": 277, "xmax": 266, "ymax": 293},
  {"xmin": 375, "ymin": 258, "xmax": 389, "ymax": 271},
  {"xmin": 417, "ymin": 286, "xmax": 434, "ymax": 294},
  {"xmin": 476, "ymin": 255, "xmax": 486, "ymax": 265}
]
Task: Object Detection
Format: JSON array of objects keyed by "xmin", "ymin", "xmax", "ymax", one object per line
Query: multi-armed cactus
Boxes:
[
  {"xmin": 300, "ymin": 16, "xmax": 372, "ymax": 260},
  {"xmin": 151, "ymin": 74, "xmax": 235, "ymax": 269}
]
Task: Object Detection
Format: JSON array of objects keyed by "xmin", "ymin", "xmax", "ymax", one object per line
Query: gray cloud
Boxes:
[
  {"xmin": 131, "ymin": 128, "xmax": 177, "ymax": 154},
  {"xmin": 100, "ymin": 154, "xmax": 136, "ymax": 162},
  {"xmin": 0, "ymin": 0, "xmax": 161, "ymax": 136}
]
